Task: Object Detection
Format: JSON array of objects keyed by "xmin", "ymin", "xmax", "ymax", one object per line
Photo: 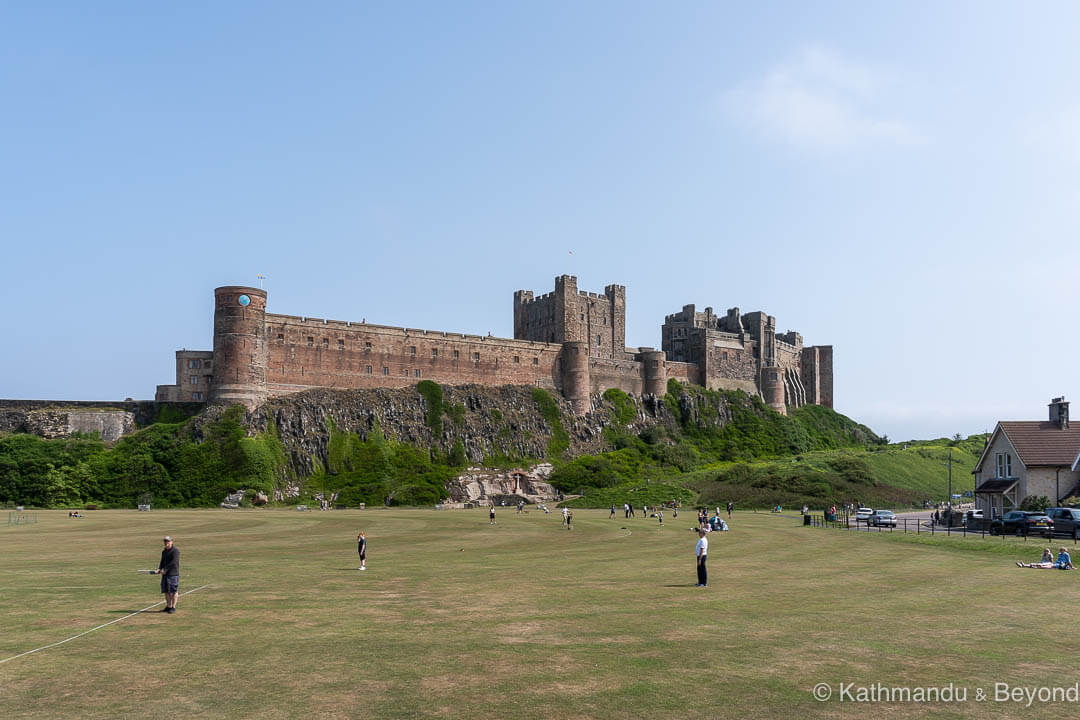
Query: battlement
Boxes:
[{"xmin": 164, "ymin": 278, "xmax": 833, "ymax": 415}]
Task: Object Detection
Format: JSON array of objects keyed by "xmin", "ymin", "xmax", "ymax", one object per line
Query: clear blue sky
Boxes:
[{"xmin": 2, "ymin": 2, "xmax": 1078, "ymax": 442}]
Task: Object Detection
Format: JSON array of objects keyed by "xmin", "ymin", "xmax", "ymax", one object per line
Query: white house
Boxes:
[{"xmin": 973, "ymin": 397, "xmax": 1080, "ymax": 518}]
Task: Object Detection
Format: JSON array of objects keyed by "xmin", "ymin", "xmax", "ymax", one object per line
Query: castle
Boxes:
[{"xmin": 156, "ymin": 276, "xmax": 832, "ymax": 415}]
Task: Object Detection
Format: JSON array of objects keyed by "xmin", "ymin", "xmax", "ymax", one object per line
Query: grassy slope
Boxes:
[{"xmin": 3, "ymin": 509, "xmax": 1078, "ymax": 720}]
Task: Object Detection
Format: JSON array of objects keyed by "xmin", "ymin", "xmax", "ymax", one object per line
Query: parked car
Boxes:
[
  {"xmin": 1047, "ymin": 508, "xmax": 1080, "ymax": 539},
  {"xmin": 869, "ymin": 509, "xmax": 897, "ymax": 527},
  {"xmin": 989, "ymin": 511, "xmax": 1054, "ymax": 538},
  {"xmin": 855, "ymin": 507, "xmax": 874, "ymax": 523}
]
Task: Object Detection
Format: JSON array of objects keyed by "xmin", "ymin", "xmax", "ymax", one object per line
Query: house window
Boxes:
[
  {"xmin": 432, "ymin": 348, "xmax": 438, "ymax": 358},
  {"xmin": 365, "ymin": 342, "xmax": 371, "ymax": 353},
  {"xmin": 189, "ymin": 375, "xmax": 199, "ymax": 385},
  {"xmin": 414, "ymin": 369, "xmax": 421, "ymax": 377},
  {"xmin": 996, "ymin": 453, "xmax": 1012, "ymax": 478},
  {"xmin": 307, "ymin": 337, "xmax": 314, "ymax": 347},
  {"xmin": 192, "ymin": 392, "xmax": 204, "ymax": 401},
  {"xmin": 187, "ymin": 359, "xmax": 201, "ymax": 369},
  {"xmin": 338, "ymin": 339, "xmax": 345, "ymax": 349},
  {"xmin": 453, "ymin": 350, "xmax": 460, "ymax": 360},
  {"xmin": 382, "ymin": 367, "xmax": 389, "ymax": 375},
  {"xmin": 365, "ymin": 365, "xmax": 372, "ymax": 375}
]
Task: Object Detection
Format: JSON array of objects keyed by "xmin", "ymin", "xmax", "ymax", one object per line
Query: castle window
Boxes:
[
  {"xmin": 365, "ymin": 342, "xmax": 371, "ymax": 353},
  {"xmin": 278, "ymin": 334, "xmax": 285, "ymax": 343},
  {"xmin": 187, "ymin": 359, "xmax": 201, "ymax": 369},
  {"xmin": 365, "ymin": 365, "xmax": 372, "ymax": 375},
  {"xmin": 596, "ymin": 335, "xmax": 601, "ymax": 345},
  {"xmin": 383, "ymin": 367, "xmax": 389, "ymax": 375},
  {"xmin": 409, "ymin": 346, "xmax": 417, "ymax": 356},
  {"xmin": 192, "ymin": 392, "xmax": 203, "ymax": 401},
  {"xmin": 307, "ymin": 337, "xmax": 314, "ymax": 347},
  {"xmin": 580, "ymin": 314, "xmax": 584, "ymax": 321},
  {"xmin": 414, "ymin": 369, "xmax": 421, "ymax": 377},
  {"xmin": 603, "ymin": 316, "xmax": 607, "ymax": 326},
  {"xmin": 453, "ymin": 350, "xmax": 460, "ymax": 360},
  {"xmin": 722, "ymin": 351, "xmax": 728, "ymax": 361},
  {"xmin": 402, "ymin": 368, "xmax": 408, "ymax": 376},
  {"xmin": 338, "ymin": 339, "xmax": 345, "ymax": 350},
  {"xmin": 323, "ymin": 338, "xmax": 329, "ymax": 348},
  {"xmin": 513, "ymin": 356, "xmax": 520, "ymax": 364},
  {"xmin": 189, "ymin": 375, "xmax": 198, "ymax": 385},
  {"xmin": 473, "ymin": 352, "xmax": 480, "ymax": 363},
  {"xmin": 533, "ymin": 357, "xmax": 538, "ymax": 365}
]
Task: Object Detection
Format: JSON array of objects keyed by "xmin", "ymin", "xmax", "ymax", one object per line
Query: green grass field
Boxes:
[{"xmin": 3, "ymin": 508, "xmax": 1078, "ymax": 719}]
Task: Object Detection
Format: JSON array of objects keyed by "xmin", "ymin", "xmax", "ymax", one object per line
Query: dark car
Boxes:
[
  {"xmin": 1047, "ymin": 508, "xmax": 1080, "ymax": 539},
  {"xmin": 989, "ymin": 511, "xmax": 1054, "ymax": 538}
]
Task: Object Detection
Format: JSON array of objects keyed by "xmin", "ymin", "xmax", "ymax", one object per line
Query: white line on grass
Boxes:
[{"xmin": 0, "ymin": 584, "xmax": 211, "ymax": 666}]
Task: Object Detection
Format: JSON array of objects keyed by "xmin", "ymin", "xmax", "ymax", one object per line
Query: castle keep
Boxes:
[{"xmin": 156, "ymin": 276, "xmax": 833, "ymax": 414}]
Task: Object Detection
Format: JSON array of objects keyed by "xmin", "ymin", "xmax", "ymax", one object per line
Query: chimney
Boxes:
[{"xmin": 1049, "ymin": 397, "xmax": 1069, "ymax": 429}]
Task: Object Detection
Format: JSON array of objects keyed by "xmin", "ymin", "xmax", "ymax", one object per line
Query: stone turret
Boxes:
[
  {"xmin": 640, "ymin": 349, "xmax": 667, "ymax": 396},
  {"xmin": 559, "ymin": 341, "xmax": 591, "ymax": 414},
  {"xmin": 761, "ymin": 366, "xmax": 786, "ymax": 415},
  {"xmin": 209, "ymin": 286, "xmax": 268, "ymax": 409}
]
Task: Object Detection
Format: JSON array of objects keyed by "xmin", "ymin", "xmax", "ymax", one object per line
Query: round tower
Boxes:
[
  {"xmin": 640, "ymin": 350, "xmax": 667, "ymax": 397},
  {"xmin": 760, "ymin": 366, "xmax": 786, "ymax": 415},
  {"xmin": 559, "ymin": 341, "xmax": 591, "ymax": 414},
  {"xmin": 209, "ymin": 286, "xmax": 268, "ymax": 409}
]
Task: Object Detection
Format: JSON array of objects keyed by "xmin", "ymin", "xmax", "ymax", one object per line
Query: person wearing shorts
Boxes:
[
  {"xmin": 357, "ymin": 531, "xmax": 367, "ymax": 570},
  {"xmin": 156, "ymin": 536, "xmax": 180, "ymax": 613}
]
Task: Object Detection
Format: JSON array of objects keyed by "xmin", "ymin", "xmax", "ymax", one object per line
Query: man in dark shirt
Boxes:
[{"xmin": 156, "ymin": 536, "xmax": 180, "ymax": 613}]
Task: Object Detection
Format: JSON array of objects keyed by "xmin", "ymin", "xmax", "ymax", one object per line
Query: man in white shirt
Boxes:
[{"xmin": 695, "ymin": 529, "xmax": 708, "ymax": 587}]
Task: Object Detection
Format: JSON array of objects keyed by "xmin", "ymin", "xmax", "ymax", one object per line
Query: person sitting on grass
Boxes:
[
  {"xmin": 1055, "ymin": 547, "xmax": 1074, "ymax": 570},
  {"xmin": 1018, "ymin": 548, "xmax": 1056, "ymax": 568}
]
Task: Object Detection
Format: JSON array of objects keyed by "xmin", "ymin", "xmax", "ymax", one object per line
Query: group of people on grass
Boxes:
[
  {"xmin": 1017, "ymin": 547, "xmax": 1073, "ymax": 570},
  {"xmin": 697, "ymin": 509, "xmax": 728, "ymax": 532}
]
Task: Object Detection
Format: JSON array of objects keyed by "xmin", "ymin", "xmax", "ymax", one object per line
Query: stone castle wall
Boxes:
[{"xmin": 156, "ymin": 276, "xmax": 834, "ymax": 415}]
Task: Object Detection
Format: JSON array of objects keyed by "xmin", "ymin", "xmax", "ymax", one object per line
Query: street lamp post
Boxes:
[{"xmin": 947, "ymin": 447, "xmax": 953, "ymax": 524}]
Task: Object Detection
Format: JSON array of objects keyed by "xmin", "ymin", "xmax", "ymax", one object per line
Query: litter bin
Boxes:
[{"xmin": 803, "ymin": 514, "xmax": 812, "ymax": 526}]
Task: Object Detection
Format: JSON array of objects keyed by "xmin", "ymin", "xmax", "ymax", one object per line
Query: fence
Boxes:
[{"xmin": 804, "ymin": 513, "xmax": 1079, "ymax": 545}]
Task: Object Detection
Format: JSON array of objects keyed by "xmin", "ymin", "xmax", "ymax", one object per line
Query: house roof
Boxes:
[{"xmin": 996, "ymin": 422, "xmax": 1080, "ymax": 468}]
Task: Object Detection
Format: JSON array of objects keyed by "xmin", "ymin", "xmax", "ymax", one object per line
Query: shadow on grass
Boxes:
[
  {"xmin": 663, "ymin": 584, "xmax": 702, "ymax": 588},
  {"xmin": 106, "ymin": 608, "xmax": 162, "ymax": 614}
]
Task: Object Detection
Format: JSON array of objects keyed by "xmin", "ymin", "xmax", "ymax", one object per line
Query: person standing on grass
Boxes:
[
  {"xmin": 727, "ymin": 501, "xmax": 733, "ymax": 518},
  {"xmin": 657, "ymin": 509, "xmax": 663, "ymax": 527},
  {"xmin": 156, "ymin": 536, "xmax": 180, "ymax": 613},
  {"xmin": 489, "ymin": 505, "xmax": 497, "ymax": 525},
  {"xmin": 610, "ymin": 504, "xmax": 616, "ymax": 519},
  {"xmin": 357, "ymin": 531, "xmax": 367, "ymax": 570},
  {"xmin": 566, "ymin": 509, "xmax": 573, "ymax": 530},
  {"xmin": 562, "ymin": 506, "xmax": 568, "ymax": 525},
  {"xmin": 695, "ymin": 529, "xmax": 708, "ymax": 587}
]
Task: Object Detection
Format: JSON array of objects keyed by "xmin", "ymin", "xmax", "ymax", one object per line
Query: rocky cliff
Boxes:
[{"xmin": 227, "ymin": 383, "xmax": 738, "ymax": 483}]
